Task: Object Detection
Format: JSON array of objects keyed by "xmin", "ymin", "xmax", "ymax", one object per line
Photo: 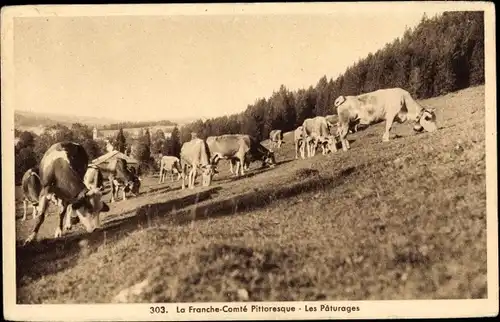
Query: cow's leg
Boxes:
[
  {"xmin": 24, "ymin": 189, "xmax": 50, "ymax": 244},
  {"xmin": 330, "ymin": 138, "xmax": 338, "ymax": 153},
  {"xmin": 64, "ymin": 204, "xmax": 73, "ymax": 231},
  {"xmin": 188, "ymin": 167, "xmax": 195, "ymax": 189},
  {"xmin": 383, "ymin": 115, "xmax": 396, "ymax": 142},
  {"xmin": 32, "ymin": 204, "xmax": 39, "ymax": 219},
  {"xmin": 181, "ymin": 165, "xmax": 187, "ymax": 190},
  {"xmin": 159, "ymin": 167, "xmax": 163, "ymax": 184},
  {"xmin": 239, "ymin": 158, "xmax": 245, "ymax": 176},
  {"xmin": 229, "ymin": 160, "xmax": 235, "ymax": 174},
  {"xmin": 22, "ymin": 200, "xmax": 28, "ymax": 221},
  {"xmin": 110, "ymin": 179, "xmax": 116, "ymax": 203},
  {"xmin": 122, "ymin": 187, "xmax": 127, "ymax": 201},
  {"xmin": 54, "ymin": 203, "xmax": 69, "ymax": 238},
  {"xmin": 339, "ymin": 125, "xmax": 350, "ymax": 152},
  {"xmin": 234, "ymin": 160, "xmax": 241, "ymax": 177}
]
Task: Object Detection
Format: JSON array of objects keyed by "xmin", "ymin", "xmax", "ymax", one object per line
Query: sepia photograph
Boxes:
[{"xmin": 2, "ymin": 2, "xmax": 498, "ymax": 320}]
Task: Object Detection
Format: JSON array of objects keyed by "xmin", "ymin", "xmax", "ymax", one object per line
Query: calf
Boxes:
[
  {"xmin": 301, "ymin": 116, "xmax": 337, "ymax": 158},
  {"xmin": 269, "ymin": 129, "xmax": 284, "ymax": 149},
  {"xmin": 180, "ymin": 138, "xmax": 216, "ymax": 189},
  {"xmin": 21, "ymin": 168, "xmax": 65, "ymax": 221},
  {"xmin": 158, "ymin": 155, "xmax": 184, "ymax": 183},
  {"xmin": 24, "ymin": 142, "xmax": 110, "ymax": 244},
  {"xmin": 107, "ymin": 158, "xmax": 140, "ymax": 202}
]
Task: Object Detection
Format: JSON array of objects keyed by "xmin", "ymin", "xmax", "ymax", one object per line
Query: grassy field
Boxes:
[{"xmin": 15, "ymin": 85, "xmax": 487, "ymax": 303}]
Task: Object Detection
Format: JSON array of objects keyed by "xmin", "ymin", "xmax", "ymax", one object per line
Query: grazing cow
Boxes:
[
  {"xmin": 334, "ymin": 87, "xmax": 437, "ymax": 151},
  {"xmin": 107, "ymin": 158, "xmax": 140, "ymax": 202},
  {"xmin": 300, "ymin": 116, "xmax": 337, "ymax": 159},
  {"xmin": 24, "ymin": 142, "xmax": 110, "ymax": 244},
  {"xmin": 21, "ymin": 168, "xmax": 42, "ymax": 221},
  {"xmin": 206, "ymin": 134, "xmax": 276, "ymax": 177},
  {"xmin": 269, "ymin": 129, "xmax": 284, "ymax": 149},
  {"xmin": 21, "ymin": 168, "xmax": 64, "ymax": 221},
  {"xmin": 158, "ymin": 155, "xmax": 184, "ymax": 183},
  {"xmin": 180, "ymin": 138, "xmax": 216, "ymax": 189},
  {"xmin": 294, "ymin": 126, "xmax": 304, "ymax": 159},
  {"xmin": 84, "ymin": 164, "xmax": 104, "ymax": 191}
]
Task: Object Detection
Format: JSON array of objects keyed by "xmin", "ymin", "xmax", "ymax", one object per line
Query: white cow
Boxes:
[{"xmin": 334, "ymin": 88, "xmax": 437, "ymax": 151}]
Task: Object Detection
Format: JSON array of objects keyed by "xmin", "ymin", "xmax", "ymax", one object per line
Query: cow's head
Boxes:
[
  {"xmin": 71, "ymin": 188, "xmax": 110, "ymax": 233},
  {"xmin": 201, "ymin": 164, "xmax": 215, "ymax": 187},
  {"xmin": 414, "ymin": 108, "xmax": 437, "ymax": 133},
  {"xmin": 323, "ymin": 136, "xmax": 338, "ymax": 152},
  {"xmin": 130, "ymin": 176, "xmax": 141, "ymax": 195},
  {"xmin": 334, "ymin": 95, "xmax": 346, "ymax": 108},
  {"xmin": 262, "ymin": 150, "xmax": 276, "ymax": 168}
]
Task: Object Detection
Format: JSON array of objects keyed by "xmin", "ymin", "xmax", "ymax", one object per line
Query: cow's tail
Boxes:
[{"xmin": 29, "ymin": 169, "xmax": 41, "ymax": 181}]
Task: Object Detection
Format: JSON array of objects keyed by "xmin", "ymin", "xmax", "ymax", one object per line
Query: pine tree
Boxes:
[
  {"xmin": 115, "ymin": 128, "xmax": 127, "ymax": 153},
  {"xmin": 170, "ymin": 126, "xmax": 181, "ymax": 158}
]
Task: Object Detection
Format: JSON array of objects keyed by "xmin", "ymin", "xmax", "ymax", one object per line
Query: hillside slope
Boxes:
[{"xmin": 16, "ymin": 86, "xmax": 487, "ymax": 302}]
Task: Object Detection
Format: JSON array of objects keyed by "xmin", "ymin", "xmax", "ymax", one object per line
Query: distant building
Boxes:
[{"xmin": 93, "ymin": 127, "xmax": 105, "ymax": 141}]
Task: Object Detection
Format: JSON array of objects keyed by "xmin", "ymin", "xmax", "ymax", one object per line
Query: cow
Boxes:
[
  {"xmin": 334, "ymin": 87, "xmax": 438, "ymax": 151},
  {"xmin": 107, "ymin": 158, "xmax": 141, "ymax": 202},
  {"xmin": 294, "ymin": 126, "xmax": 304, "ymax": 159},
  {"xmin": 269, "ymin": 129, "xmax": 284, "ymax": 149},
  {"xmin": 300, "ymin": 116, "xmax": 337, "ymax": 159},
  {"xmin": 20, "ymin": 168, "xmax": 64, "ymax": 221},
  {"xmin": 83, "ymin": 164, "xmax": 104, "ymax": 191},
  {"xmin": 24, "ymin": 142, "xmax": 110, "ymax": 244},
  {"xmin": 158, "ymin": 155, "xmax": 184, "ymax": 183},
  {"xmin": 206, "ymin": 134, "xmax": 276, "ymax": 177},
  {"xmin": 180, "ymin": 138, "xmax": 216, "ymax": 189}
]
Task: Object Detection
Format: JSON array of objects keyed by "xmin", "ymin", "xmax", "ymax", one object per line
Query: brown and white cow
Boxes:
[
  {"xmin": 206, "ymin": 134, "xmax": 276, "ymax": 177},
  {"xmin": 106, "ymin": 158, "xmax": 141, "ymax": 202},
  {"xmin": 269, "ymin": 129, "xmax": 284, "ymax": 149},
  {"xmin": 180, "ymin": 138, "xmax": 216, "ymax": 189},
  {"xmin": 300, "ymin": 116, "xmax": 337, "ymax": 159},
  {"xmin": 334, "ymin": 87, "xmax": 437, "ymax": 151},
  {"xmin": 21, "ymin": 168, "xmax": 63, "ymax": 221},
  {"xmin": 84, "ymin": 164, "xmax": 104, "ymax": 191},
  {"xmin": 158, "ymin": 155, "xmax": 184, "ymax": 183},
  {"xmin": 24, "ymin": 142, "xmax": 110, "ymax": 244}
]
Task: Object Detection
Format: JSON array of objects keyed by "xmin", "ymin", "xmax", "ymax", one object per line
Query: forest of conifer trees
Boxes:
[{"xmin": 179, "ymin": 11, "xmax": 484, "ymax": 143}]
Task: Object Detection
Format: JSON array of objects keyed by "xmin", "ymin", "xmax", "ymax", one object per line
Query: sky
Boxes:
[{"xmin": 13, "ymin": 8, "xmax": 446, "ymax": 122}]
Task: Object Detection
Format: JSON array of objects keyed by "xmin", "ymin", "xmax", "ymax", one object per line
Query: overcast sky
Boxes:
[{"xmin": 14, "ymin": 8, "xmax": 445, "ymax": 122}]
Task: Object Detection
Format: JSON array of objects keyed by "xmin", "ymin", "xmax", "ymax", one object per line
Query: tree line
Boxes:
[
  {"xmin": 179, "ymin": 11, "xmax": 485, "ymax": 143},
  {"xmin": 99, "ymin": 119, "xmax": 177, "ymax": 131}
]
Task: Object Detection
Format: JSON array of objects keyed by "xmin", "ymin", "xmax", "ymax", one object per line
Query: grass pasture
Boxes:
[{"xmin": 15, "ymin": 86, "xmax": 487, "ymax": 303}]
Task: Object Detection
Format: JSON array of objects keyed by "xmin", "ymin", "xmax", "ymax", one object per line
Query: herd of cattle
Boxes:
[{"xmin": 19, "ymin": 87, "xmax": 438, "ymax": 245}]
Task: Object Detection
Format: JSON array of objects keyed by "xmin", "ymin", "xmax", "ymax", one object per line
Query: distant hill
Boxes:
[
  {"xmin": 14, "ymin": 110, "xmax": 183, "ymax": 135},
  {"xmin": 15, "ymin": 110, "xmax": 122, "ymax": 133}
]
